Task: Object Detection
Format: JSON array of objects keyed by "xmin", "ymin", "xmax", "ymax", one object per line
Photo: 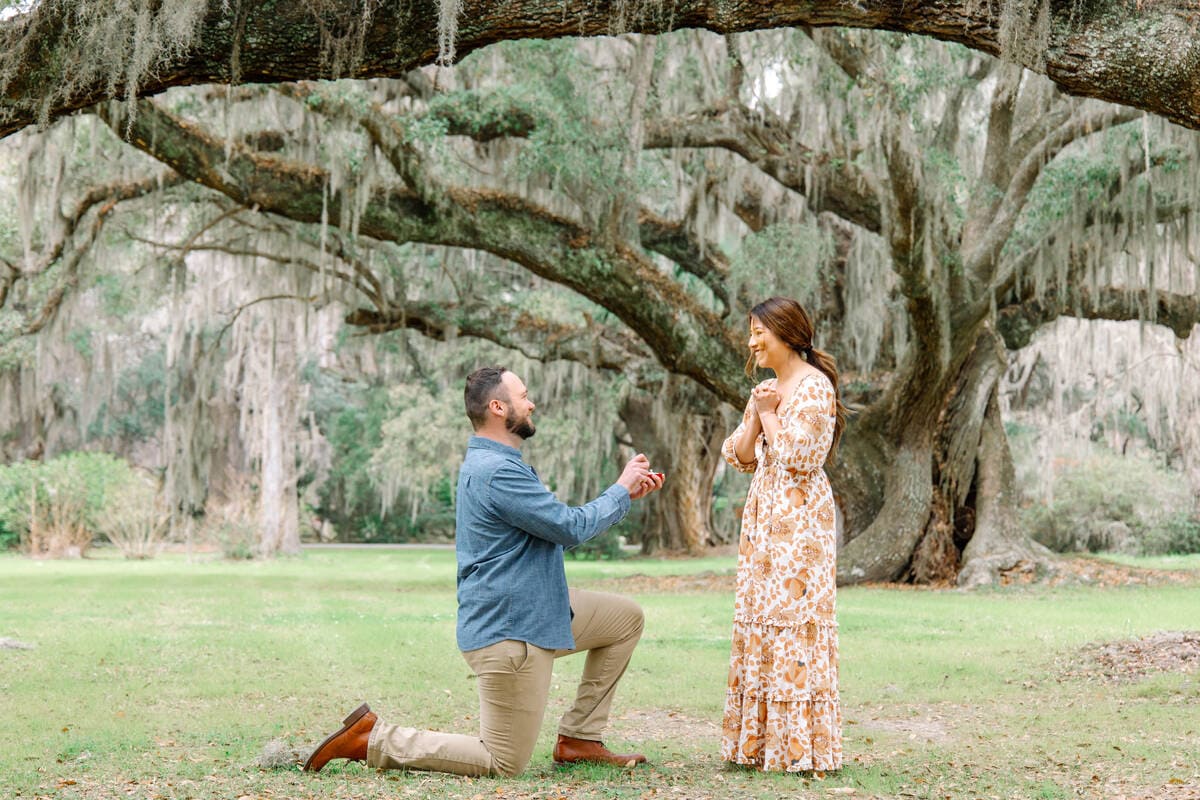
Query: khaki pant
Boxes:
[{"xmin": 365, "ymin": 588, "xmax": 644, "ymax": 776}]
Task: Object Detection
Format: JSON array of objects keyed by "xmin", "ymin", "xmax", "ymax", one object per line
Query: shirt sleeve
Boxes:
[
  {"xmin": 721, "ymin": 395, "xmax": 759, "ymax": 473},
  {"xmin": 487, "ymin": 461, "xmax": 631, "ymax": 547}
]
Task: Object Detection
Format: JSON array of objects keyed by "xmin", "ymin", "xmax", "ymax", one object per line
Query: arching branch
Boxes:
[
  {"xmin": 346, "ymin": 300, "xmax": 649, "ymax": 373},
  {"xmin": 998, "ymin": 286, "xmax": 1200, "ymax": 348},
  {"xmin": 643, "ymin": 110, "xmax": 883, "ymax": 233},
  {"xmin": 965, "ymin": 104, "xmax": 1141, "ymax": 280},
  {"xmin": 636, "ymin": 209, "xmax": 731, "ymax": 311},
  {"xmin": 9, "ymin": 1, "xmax": 1200, "ymax": 140},
  {"xmin": 96, "ymin": 99, "xmax": 749, "ymax": 405}
]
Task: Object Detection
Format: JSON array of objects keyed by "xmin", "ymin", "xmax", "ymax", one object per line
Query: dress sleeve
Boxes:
[
  {"xmin": 721, "ymin": 395, "xmax": 759, "ymax": 473},
  {"xmin": 768, "ymin": 378, "xmax": 835, "ymax": 472}
]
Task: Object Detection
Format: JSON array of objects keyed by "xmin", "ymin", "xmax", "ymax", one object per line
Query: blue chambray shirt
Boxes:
[{"xmin": 454, "ymin": 436, "xmax": 631, "ymax": 652}]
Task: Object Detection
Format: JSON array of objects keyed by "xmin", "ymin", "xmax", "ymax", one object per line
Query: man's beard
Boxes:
[{"xmin": 505, "ymin": 408, "xmax": 536, "ymax": 439}]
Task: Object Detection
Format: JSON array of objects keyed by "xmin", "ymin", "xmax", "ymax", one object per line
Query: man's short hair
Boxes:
[{"xmin": 464, "ymin": 366, "xmax": 509, "ymax": 429}]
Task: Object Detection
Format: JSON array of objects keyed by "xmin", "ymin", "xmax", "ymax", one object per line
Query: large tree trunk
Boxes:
[
  {"xmin": 835, "ymin": 324, "xmax": 1057, "ymax": 585},
  {"xmin": 253, "ymin": 315, "xmax": 302, "ymax": 557},
  {"xmin": 619, "ymin": 380, "xmax": 723, "ymax": 554},
  {"xmin": 957, "ymin": 387, "xmax": 1056, "ymax": 587}
]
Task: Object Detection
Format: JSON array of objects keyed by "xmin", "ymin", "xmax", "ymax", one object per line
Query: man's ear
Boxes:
[{"xmin": 489, "ymin": 397, "xmax": 506, "ymax": 417}]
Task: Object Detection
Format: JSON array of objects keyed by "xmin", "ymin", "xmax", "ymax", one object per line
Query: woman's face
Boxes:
[{"xmin": 748, "ymin": 316, "xmax": 790, "ymax": 371}]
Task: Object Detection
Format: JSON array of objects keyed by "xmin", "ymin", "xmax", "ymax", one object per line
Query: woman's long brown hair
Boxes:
[{"xmin": 747, "ymin": 296, "xmax": 849, "ymax": 455}]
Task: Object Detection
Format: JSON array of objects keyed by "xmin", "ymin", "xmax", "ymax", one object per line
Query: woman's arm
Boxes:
[
  {"xmin": 721, "ymin": 395, "xmax": 761, "ymax": 473},
  {"xmin": 733, "ymin": 403, "xmax": 763, "ymax": 466}
]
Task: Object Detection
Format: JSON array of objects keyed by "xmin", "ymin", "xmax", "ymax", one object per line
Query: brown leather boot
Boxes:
[
  {"xmin": 552, "ymin": 734, "xmax": 647, "ymax": 767},
  {"xmin": 302, "ymin": 703, "xmax": 377, "ymax": 773}
]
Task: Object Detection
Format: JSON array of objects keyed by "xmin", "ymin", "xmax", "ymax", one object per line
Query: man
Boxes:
[{"xmin": 303, "ymin": 366, "xmax": 664, "ymax": 777}]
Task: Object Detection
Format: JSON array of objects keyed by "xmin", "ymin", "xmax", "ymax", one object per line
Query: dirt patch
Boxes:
[
  {"xmin": 853, "ymin": 714, "xmax": 952, "ymax": 744},
  {"xmin": 1059, "ymin": 630, "xmax": 1200, "ymax": 683},
  {"xmin": 589, "ymin": 555, "xmax": 1194, "ymax": 595},
  {"xmin": 608, "ymin": 708, "xmax": 720, "ymax": 745},
  {"xmin": 1046, "ymin": 556, "xmax": 1199, "ymax": 588},
  {"xmin": 0, "ymin": 637, "xmax": 36, "ymax": 650},
  {"xmin": 584, "ymin": 571, "xmax": 735, "ymax": 594}
]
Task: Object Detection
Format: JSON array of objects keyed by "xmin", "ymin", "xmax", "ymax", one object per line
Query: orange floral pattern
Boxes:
[{"xmin": 720, "ymin": 372, "xmax": 842, "ymax": 772}]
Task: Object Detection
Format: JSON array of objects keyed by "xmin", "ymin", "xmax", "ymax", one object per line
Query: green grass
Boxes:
[
  {"xmin": 1, "ymin": 548, "xmax": 1197, "ymax": 799},
  {"xmin": 1094, "ymin": 552, "xmax": 1200, "ymax": 571}
]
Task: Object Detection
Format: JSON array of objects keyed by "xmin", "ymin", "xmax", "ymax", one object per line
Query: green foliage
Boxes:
[
  {"xmin": 1021, "ymin": 448, "xmax": 1193, "ymax": 555},
  {"xmin": 66, "ymin": 327, "xmax": 93, "ymax": 359},
  {"xmin": 309, "ymin": 374, "xmax": 402, "ymax": 542},
  {"xmin": 881, "ymin": 37, "xmax": 974, "ymax": 122},
  {"xmin": 369, "ymin": 381, "xmax": 466, "ymax": 525},
  {"xmin": 728, "ymin": 219, "xmax": 830, "ymax": 311},
  {"xmin": 425, "ymin": 87, "xmax": 540, "ymax": 140},
  {"xmin": 1142, "ymin": 512, "xmax": 1200, "ymax": 556},
  {"xmin": 92, "ymin": 273, "xmax": 139, "ymax": 317},
  {"xmin": 458, "ymin": 39, "xmax": 634, "ymax": 206},
  {"xmin": 1007, "ymin": 139, "xmax": 1130, "ymax": 257},
  {"xmin": 86, "ymin": 348, "xmax": 166, "ymax": 441},
  {"xmin": 0, "ymin": 450, "xmax": 135, "ymax": 557}
]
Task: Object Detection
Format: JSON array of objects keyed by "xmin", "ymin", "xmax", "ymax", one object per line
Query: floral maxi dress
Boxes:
[{"xmin": 720, "ymin": 372, "xmax": 842, "ymax": 772}]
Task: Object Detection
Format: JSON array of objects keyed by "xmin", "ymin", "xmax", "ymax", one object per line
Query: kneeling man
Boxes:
[{"xmin": 304, "ymin": 366, "xmax": 664, "ymax": 776}]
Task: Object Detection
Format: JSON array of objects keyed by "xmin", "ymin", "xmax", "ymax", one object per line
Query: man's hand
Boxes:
[
  {"xmin": 629, "ymin": 470, "xmax": 664, "ymax": 501},
  {"xmin": 617, "ymin": 454, "xmax": 653, "ymax": 497}
]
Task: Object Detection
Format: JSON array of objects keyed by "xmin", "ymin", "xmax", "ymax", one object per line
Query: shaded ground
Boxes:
[
  {"xmin": 586, "ymin": 555, "xmax": 1198, "ymax": 596},
  {"xmin": 1046, "ymin": 555, "xmax": 1200, "ymax": 587},
  {"xmin": 586, "ymin": 570, "xmax": 735, "ymax": 594}
]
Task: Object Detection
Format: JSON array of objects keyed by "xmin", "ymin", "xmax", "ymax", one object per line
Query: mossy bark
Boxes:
[{"xmin": 6, "ymin": 0, "xmax": 1200, "ymax": 139}]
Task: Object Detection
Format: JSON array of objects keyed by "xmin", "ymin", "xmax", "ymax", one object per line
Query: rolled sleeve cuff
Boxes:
[{"xmin": 603, "ymin": 483, "xmax": 632, "ymax": 518}]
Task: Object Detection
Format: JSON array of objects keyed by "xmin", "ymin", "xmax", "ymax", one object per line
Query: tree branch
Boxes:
[
  {"xmin": 643, "ymin": 110, "xmax": 883, "ymax": 233},
  {"xmin": 8, "ymin": 1, "xmax": 1200, "ymax": 141},
  {"xmin": 966, "ymin": 104, "xmax": 1141, "ymax": 280},
  {"xmin": 636, "ymin": 208, "xmax": 731, "ymax": 312},
  {"xmin": 97, "ymin": 99, "xmax": 749, "ymax": 405},
  {"xmin": 345, "ymin": 299, "xmax": 650, "ymax": 373},
  {"xmin": 998, "ymin": 285, "xmax": 1200, "ymax": 348}
]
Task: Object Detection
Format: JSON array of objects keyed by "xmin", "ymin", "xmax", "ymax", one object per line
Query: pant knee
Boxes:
[
  {"xmin": 626, "ymin": 600, "xmax": 645, "ymax": 636},
  {"xmin": 491, "ymin": 754, "xmax": 530, "ymax": 778}
]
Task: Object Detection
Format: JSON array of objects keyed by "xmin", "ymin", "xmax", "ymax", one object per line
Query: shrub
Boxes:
[
  {"xmin": 200, "ymin": 474, "xmax": 260, "ymax": 559},
  {"xmin": 1021, "ymin": 447, "xmax": 1193, "ymax": 555},
  {"xmin": 0, "ymin": 452, "xmax": 129, "ymax": 558},
  {"xmin": 1143, "ymin": 512, "xmax": 1200, "ymax": 556},
  {"xmin": 0, "ymin": 520, "xmax": 17, "ymax": 551},
  {"xmin": 95, "ymin": 470, "xmax": 168, "ymax": 559}
]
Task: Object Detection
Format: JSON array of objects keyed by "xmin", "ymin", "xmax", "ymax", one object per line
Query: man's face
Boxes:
[{"xmin": 499, "ymin": 372, "xmax": 536, "ymax": 439}]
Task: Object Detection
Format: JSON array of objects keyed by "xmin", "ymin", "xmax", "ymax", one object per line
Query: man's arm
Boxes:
[{"xmin": 488, "ymin": 462, "xmax": 630, "ymax": 547}]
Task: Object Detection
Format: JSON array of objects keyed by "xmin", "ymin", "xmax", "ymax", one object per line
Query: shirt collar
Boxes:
[{"xmin": 467, "ymin": 435, "xmax": 523, "ymax": 459}]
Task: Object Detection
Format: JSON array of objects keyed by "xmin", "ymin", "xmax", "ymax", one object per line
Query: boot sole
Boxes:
[{"xmin": 302, "ymin": 703, "xmax": 372, "ymax": 772}]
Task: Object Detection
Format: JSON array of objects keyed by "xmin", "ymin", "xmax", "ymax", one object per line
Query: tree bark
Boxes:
[
  {"xmin": 619, "ymin": 380, "xmax": 723, "ymax": 554},
  {"xmin": 957, "ymin": 386, "xmax": 1056, "ymax": 587},
  {"xmin": 6, "ymin": 1, "xmax": 1200, "ymax": 139}
]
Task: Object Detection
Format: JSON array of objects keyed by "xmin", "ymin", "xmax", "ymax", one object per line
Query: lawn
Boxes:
[{"xmin": 0, "ymin": 548, "xmax": 1197, "ymax": 799}]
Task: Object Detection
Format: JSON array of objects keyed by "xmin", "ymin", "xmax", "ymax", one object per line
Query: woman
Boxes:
[{"xmin": 720, "ymin": 296, "xmax": 848, "ymax": 773}]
